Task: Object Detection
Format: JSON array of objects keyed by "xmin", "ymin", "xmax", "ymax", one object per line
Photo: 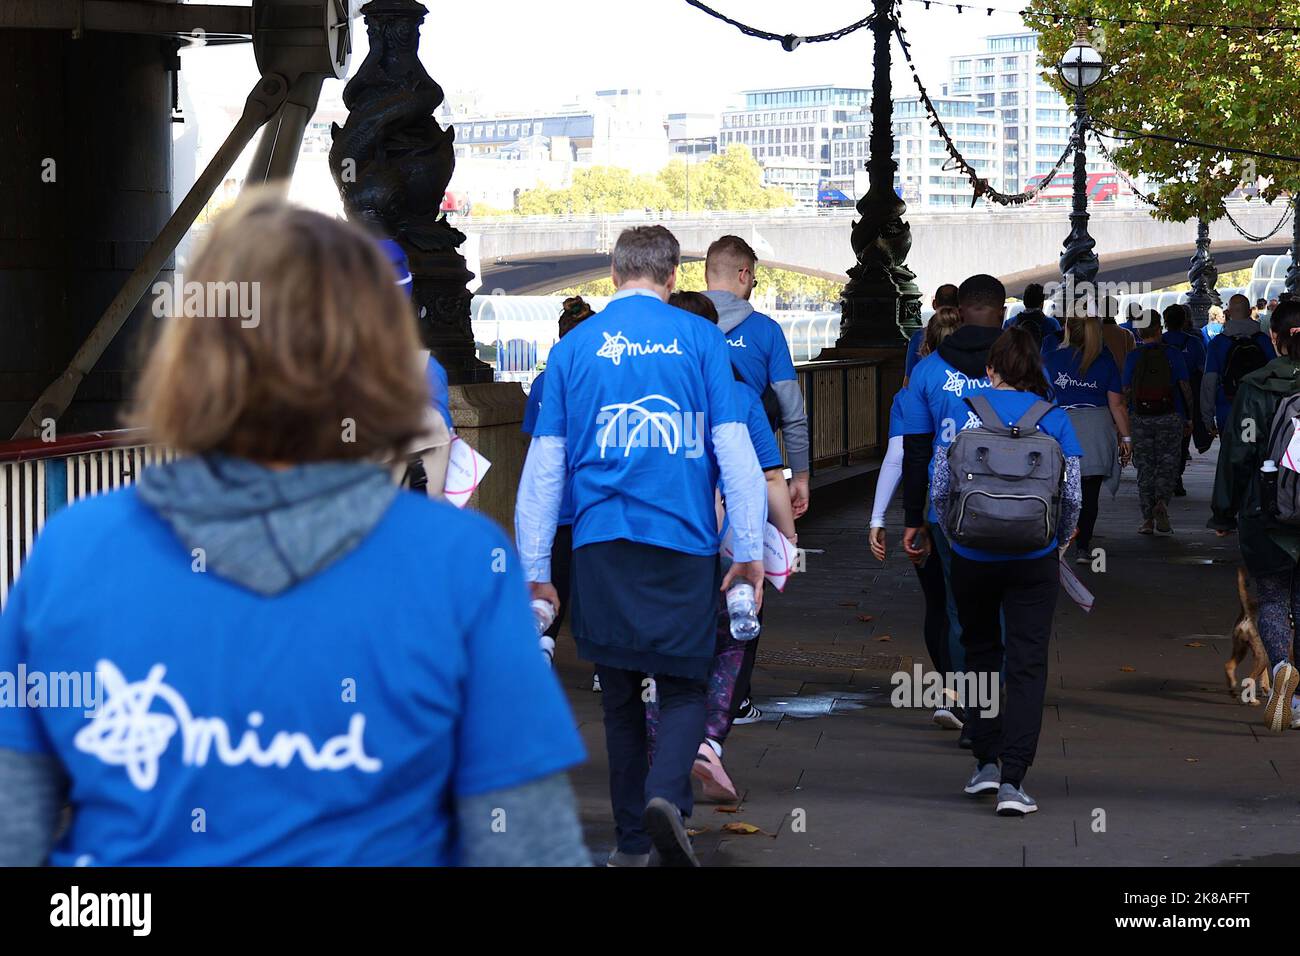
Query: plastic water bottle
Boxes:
[
  {"xmin": 1261, "ymin": 459, "xmax": 1280, "ymax": 516},
  {"xmin": 532, "ymin": 599, "xmax": 557, "ymax": 666},
  {"xmin": 726, "ymin": 582, "xmax": 761, "ymax": 642}
]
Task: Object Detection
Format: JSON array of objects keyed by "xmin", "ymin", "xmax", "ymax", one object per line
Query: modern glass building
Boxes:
[{"xmin": 719, "ymin": 85, "xmax": 872, "ymax": 182}]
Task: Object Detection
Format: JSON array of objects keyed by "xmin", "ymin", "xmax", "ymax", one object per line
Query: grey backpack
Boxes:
[
  {"xmin": 944, "ymin": 395, "xmax": 1065, "ymax": 553},
  {"xmin": 1264, "ymin": 393, "xmax": 1300, "ymax": 525}
]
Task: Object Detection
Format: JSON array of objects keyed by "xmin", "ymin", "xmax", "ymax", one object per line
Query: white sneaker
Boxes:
[
  {"xmin": 1266, "ymin": 662, "xmax": 1300, "ymax": 733},
  {"xmin": 592, "ymin": 673, "xmax": 602, "ymax": 693},
  {"xmin": 933, "ymin": 707, "xmax": 963, "ymax": 730}
]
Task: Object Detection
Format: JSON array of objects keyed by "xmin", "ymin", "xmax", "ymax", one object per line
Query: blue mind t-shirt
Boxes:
[
  {"xmin": 1205, "ymin": 330, "xmax": 1276, "ymax": 427},
  {"xmin": 725, "ymin": 309, "xmax": 798, "ymax": 395},
  {"xmin": 1043, "ymin": 347, "xmax": 1122, "ymax": 409},
  {"xmin": 522, "ymin": 370, "xmax": 575, "ymax": 526},
  {"xmin": 1123, "ymin": 342, "xmax": 1192, "ymax": 419},
  {"xmin": 534, "ymin": 291, "xmax": 742, "ymax": 556},
  {"xmin": 944, "ymin": 388, "xmax": 1084, "ymax": 563},
  {"xmin": 0, "ymin": 489, "xmax": 584, "ymax": 866}
]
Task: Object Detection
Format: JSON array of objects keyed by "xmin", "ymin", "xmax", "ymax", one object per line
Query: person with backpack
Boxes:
[
  {"xmin": 1202, "ymin": 293, "xmax": 1276, "ymax": 440},
  {"xmin": 901, "ymin": 274, "xmax": 1011, "ymax": 749},
  {"xmin": 1163, "ymin": 303, "xmax": 1209, "ymax": 496},
  {"xmin": 931, "ymin": 325, "xmax": 1083, "ymax": 816},
  {"xmin": 1124, "ymin": 310, "xmax": 1194, "ymax": 535},
  {"xmin": 1006, "ymin": 283, "xmax": 1062, "ymax": 354},
  {"xmin": 1209, "ymin": 299, "xmax": 1300, "ymax": 733},
  {"xmin": 1043, "ymin": 314, "xmax": 1131, "ymax": 565}
]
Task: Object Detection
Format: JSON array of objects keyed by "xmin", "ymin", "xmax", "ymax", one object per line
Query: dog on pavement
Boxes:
[{"xmin": 1225, "ymin": 567, "xmax": 1270, "ymax": 705}]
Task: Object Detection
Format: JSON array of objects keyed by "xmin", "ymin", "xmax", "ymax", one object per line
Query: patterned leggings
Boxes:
[
  {"xmin": 646, "ymin": 602, "xmax": 747, "ymax": 753},
  {"xmin": 1255, "ymin": 567, "xmax": 1300, "ymax": 668}
]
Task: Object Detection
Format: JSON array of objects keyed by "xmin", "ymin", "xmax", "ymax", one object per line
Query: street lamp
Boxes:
[{"xmin": 1057, "ymin": 25, "xmax": 1104, "ymax": 313}]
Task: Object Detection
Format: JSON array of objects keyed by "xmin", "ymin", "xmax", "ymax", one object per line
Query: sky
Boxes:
[{"xmin": 181, "ymin": 0, "xmax": 1042, "ymax": 122}]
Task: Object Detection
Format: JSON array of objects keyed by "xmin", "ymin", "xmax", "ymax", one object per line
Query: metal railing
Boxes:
[
  {"xmin": 0, "ymin": 431, "xmax": 173, "ymax": 608},
  {"xmin": 791, "ymin": 357, "xmax": 885, "ymax": 479}
]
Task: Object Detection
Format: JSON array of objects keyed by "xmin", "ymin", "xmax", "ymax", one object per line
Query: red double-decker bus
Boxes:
[{"xmin": 1025, "ymin": 171, "xmax": 1125, "ymax": 204}]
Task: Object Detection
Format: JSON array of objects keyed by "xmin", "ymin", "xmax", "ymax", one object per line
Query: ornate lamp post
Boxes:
[
  {"xmin": 1287, "ymin": 207, "xmax": 1300, "ymax": 297},
  {"xmin": 329, "ymin": 0, "xmax": 492, "ymax": 383},
  {"xmin": 1057, "ymin": 25, "xmax": 1104, "ymax": 313},
  {"xmin": 1186, "ymin": 219, "xmax": 1221, "ymax": 327},
  {"xmin": 836, "ymin": 0, "xmax": 921, "ymax": 349}
]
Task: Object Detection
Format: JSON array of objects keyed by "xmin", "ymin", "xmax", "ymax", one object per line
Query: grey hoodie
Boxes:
[
  {"xmin": 702, "ymin": 289, "xmax": 811, "ymax": 475},
  {"xmin": 136, "ymin": 454, "xmax": 397, "ymax": 596}
]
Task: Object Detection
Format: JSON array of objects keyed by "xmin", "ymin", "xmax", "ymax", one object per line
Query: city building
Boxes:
[
  {"xmin": 666, "ymin": 111, "xmax": 719, "ymax": 162},
  {"xmin": 718, "ymin": 84, "xmax": 872, "ymax": 185},
  {"xmin": 762, "ymin": 156, "xmax": 822, "ymax": 207},
  {"xmin": 949, "ymin": 31, "xmax": 1109, "ymax": 194}
]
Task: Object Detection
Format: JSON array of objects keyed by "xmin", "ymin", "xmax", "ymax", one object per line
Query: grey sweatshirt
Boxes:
[{"xmin": 703, "ymin": 289, "xmax": 811, "ymax": 475}]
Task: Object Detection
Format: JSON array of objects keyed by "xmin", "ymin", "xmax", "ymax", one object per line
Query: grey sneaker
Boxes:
[
  {"xmin": 606, "ymin": 848, "xmax": 650, "ymax": 867},
  {"xmin": 963, "ymin": 763, "xmax": 1000, "ymax": 796},
  {"xmin": 996, "ymin": 782, "xmax": 1038, "ymax": 816},
  {"xmin": 1266, "ymin": 661, "xmax": 1300, "ymax": 734},
  {"xmin": 1154, "ymin": 502, "xmax": 1173, "ymax": 535},
  {"xmin": 643, "ymin": 797, "xmax": 700, "ymax": 867}
]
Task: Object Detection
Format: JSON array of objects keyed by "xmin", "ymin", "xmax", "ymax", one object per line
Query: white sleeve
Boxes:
[
  {"xmin": 514, "ymin": 435, "xmax": 567, "ymax": 583},
  {"xmin": 870, "ymin": 434, "xmax": 904, "ymax": 530},
  {"xmin": 713, "ymin": 422, "xmax": 767, "ymax": 563}
]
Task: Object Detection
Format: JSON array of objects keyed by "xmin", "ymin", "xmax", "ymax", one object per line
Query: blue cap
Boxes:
[{"xmin": 378, "ymin": 238, "xmax": 413, "ymax": 297}]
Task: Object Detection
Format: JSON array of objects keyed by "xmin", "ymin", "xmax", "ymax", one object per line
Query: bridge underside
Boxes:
[
  {"xmin": 479, "ymin": 251, "xmax": 844, "ymax": 295},
  {"xmin": 482, "ymin": 240, "xmax": 1288, "ymax": 298}
]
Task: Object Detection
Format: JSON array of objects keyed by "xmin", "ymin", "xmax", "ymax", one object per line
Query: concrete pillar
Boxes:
[
  {"xmin": 448, "ymin": 383, "xmax": 528, "ymax": 533},
  {"xmin": 0, "ymin": 27, "xmax": 175, "ymax": 438}
]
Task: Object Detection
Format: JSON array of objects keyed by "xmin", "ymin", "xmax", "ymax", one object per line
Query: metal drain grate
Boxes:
[{"xmin": 756, "ymin": 648, "xmax": 909, "ymax": 671}]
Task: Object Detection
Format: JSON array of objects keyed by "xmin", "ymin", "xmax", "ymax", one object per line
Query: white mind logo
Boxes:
[
  {"xmin": 598, "ymin": 394, "xmax": 682, "ymax": 458},
  {"xmin": 595, "ymin": 331, "xmax": 684, "ymax": 366},
  {"xmin": 942, "ymin": 370, "xmax": 992, "ymax": 397},
  {"xmin": 963, "ymin": 411, "xmax": 982, "ymax": 430},
  {"xmin": 727, "ymin": 336, "xmax": 746, "ymax": 348},
  {"xmin": 73, "ymin": 660, "xmax": 382, "ymax": 791}
]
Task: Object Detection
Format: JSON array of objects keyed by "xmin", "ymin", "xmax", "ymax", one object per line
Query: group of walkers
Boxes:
[{"xmin": 4, "ymin": 188, "xmax": 1300, "ymax": 867}]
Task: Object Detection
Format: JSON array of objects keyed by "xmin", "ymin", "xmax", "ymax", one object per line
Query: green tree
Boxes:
[
  {"xmin": 558, "ymin": 262, "xmax": 842, "ymax": 307},
  {"xmin": 514, "ymin": 144, "xmax": 794, "ymax": 215},
  {"xmin": 1024, "ymin": 1, "xmax": 1300, "ymax": 221}
]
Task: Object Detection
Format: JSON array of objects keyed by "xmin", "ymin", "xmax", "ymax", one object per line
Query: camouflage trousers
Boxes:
[{"xmin": 1130, "ymin": 412, "xmax": 1184, "ymax": 519}]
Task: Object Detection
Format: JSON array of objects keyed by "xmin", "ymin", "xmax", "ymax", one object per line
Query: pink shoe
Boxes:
[{"xmin": 692, "ymin": 743, "xmax": 738, "ymax": 803}]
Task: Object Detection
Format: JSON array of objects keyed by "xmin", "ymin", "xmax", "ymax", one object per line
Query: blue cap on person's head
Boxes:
[{"xmin": 379, "ymin": 238, "xmax": 414, "ymax": 298}]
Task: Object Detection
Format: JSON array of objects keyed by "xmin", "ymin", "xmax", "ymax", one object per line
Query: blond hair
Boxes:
[
  {"xmin": 919, "ymin": 306, "xmax": 961, "ymax": 358},
  {"xmin": 1066, "ymin": 314, "xmax": 1104, "ymax": 375},
  {"xmin": 129, "ymin": 192, "xmax": 428, "ymax": 463}
]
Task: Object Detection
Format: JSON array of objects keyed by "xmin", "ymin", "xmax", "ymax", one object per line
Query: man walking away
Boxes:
[
  {"xmin": 900, "ymin": 274, "xmax": 1009, "ymax": 744},
  {"xmin": 517, "ymin": 226, "xmax": 767, "ymax": 868},
  {"xmin": 1162, "ymin": 303, "xmax": 1208, "ymax": 495},
  {"xmin": 1124, "ymin": 310, "xmax": 1193, "ymax": 535},
  {"xmin": 1009, "ymin": 283, "xmax": 1062, "ymax": 354},
  {"xmin": 1202, "ymin": 293, "xmax": 1275, "ymax": 440}
]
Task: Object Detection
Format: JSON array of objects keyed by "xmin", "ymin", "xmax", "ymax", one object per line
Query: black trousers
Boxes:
[
  {"xmin": 544, "ymin": 523, "xmax": 573, "ymax": 639},
  {"xmin": 950, "ymin": 552, "xmax": 1059, "ymax": 788},
  {"xmin": 914, "ymin": 551, "xmax": 951, "ymax": 675},
  {"xmin": 596, "ymin": 667, "xmax": 706, "ymax": 854},
  {"xmin": 1078, "ymin": 476, "xmax": 1104, "ymax": 551}
]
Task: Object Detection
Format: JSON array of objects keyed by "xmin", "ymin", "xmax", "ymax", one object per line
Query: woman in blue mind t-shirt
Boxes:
[
  {"xmin": 0, "ymin": 196, "xmax": 588, "ymax": 867},
  {"xmin": 1043, "ymin": 315, "xmax": 1132, "ymax": 565},
  {"xmin": 931, "ymin": 325, "xmax": 1082, "ymax": 818}
]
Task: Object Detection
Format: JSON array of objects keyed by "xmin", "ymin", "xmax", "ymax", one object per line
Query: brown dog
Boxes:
[{"xmin": 1225, "ymin": 567, "xmax": 1270, "ymax": 705}]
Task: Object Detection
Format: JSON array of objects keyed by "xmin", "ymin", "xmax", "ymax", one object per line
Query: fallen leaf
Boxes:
[
  {"xmin": 1185, "ymin": 641, "xmax": 1205, "ymax": 648},
  {"xmin": 1185, "ymin": 757, "xmax": 1199, "ymax": 763},
  {"xmin": 856, "ymin": 614, "xmax": 874, "ymax": 622},
  {"xmin": 686, "ymin": 827, "xmax": 710, "ymax": 836},
  {"xmin": 721, "ymin": 822, "xmax": 763, "ymax": 835},
  {"xmin": 714, "ymin": 805, "xmax": 741, "ymax": 813},
  {"xmin": 876, "ymin": 634, "xmax": 892, "ymax": 642},
  {"xmin": 1120, "ymin": 666, "xmax": 1136, "ymax": 672}
]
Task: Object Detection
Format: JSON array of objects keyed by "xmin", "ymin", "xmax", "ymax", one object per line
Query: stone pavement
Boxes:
[{"xmin": 553, "ymin": 445, "xmax": 1300, "ymax": 866}]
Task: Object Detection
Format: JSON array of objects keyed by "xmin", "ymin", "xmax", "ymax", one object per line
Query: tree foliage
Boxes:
[
  {"xmin": 516, "ymin": 145, "xmax": 794, "ymax": 215},
  {"xmin": 1024, "ymin": 1, "xmax": 1300, "ymax": 221}
]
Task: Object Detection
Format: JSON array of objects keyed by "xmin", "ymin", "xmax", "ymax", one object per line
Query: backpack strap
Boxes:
[
  {"xmin": 1011, "ymin": 399, "xmax": 1054, "ymax": 436},
  {"xmin": 964, "ymin": 395, "xmax": 1009, "ymax": 436}
]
